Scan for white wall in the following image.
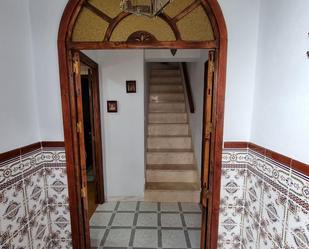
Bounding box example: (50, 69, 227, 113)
(186, 51, 209, 173)
(0, 0, 40, 152)
(28, 0, 67, 141)
(145, 49, 202, 62)
(251, 0, 309, 163)
(85, 50, 145, 199)
(24, 0, 262, 144)
(218, 0, 261, 141)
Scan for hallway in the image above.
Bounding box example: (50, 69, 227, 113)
(90, 201, 201, 249)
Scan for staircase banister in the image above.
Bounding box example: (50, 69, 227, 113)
(180, 62, 195, 113)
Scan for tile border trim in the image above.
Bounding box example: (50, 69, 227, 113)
(224, 141, 308, 176)
(0, 141, 65, 163)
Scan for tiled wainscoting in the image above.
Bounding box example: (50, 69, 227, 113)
(219, 142, 309, 249)
(0, 142, 72, 249)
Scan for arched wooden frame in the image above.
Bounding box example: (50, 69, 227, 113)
(58, 1, 227, 249)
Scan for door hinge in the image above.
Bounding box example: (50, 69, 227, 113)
(203, 187, 210, 199)
(76, 121, 82, 133)
(81, 186, 87, 198)
(73, 59, 79, 74)
(206, 122, 213, 134)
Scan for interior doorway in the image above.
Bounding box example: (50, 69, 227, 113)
(58, 1, 227, 248)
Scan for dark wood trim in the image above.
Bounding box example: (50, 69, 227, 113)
(224, 141, 309, 176)
(68, 40, 218, 50)
(79, 52, 105, 204)
(58, 1, 228, 249)
(158, 13, 181, 40)
(41, 141, 65, 148)
(224, 141, 248, 149)
(172, 0, 201, 23)
(104, 12, 131, 41)
(0, 141, 65, 163)
(84, 2, 112, 23)
(181, 62, 195, 113)
(0, 148, 21, 162)
(291, 160, 308, 176)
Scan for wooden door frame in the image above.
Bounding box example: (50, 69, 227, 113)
(58, 1, 227, 249)
(79, 52, 105, 204)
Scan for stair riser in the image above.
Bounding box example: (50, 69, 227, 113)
(147, 137, 192, 150)
(147, 152, 194, 165)
(149, 94, 185, 102)
(150, 85, 183, 93)
(146, 170, 198, 183)
(148, 124, 189, 136)
(149, 103, 186, 113)
(151, 70, 180, 77)
(151, 64, 178, 70)
(148, 113, 188, 124)
(144, 190, 200, 203)
(150, 77, 182, 84)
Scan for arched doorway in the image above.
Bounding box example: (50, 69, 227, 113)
(58, 1, 227, 249)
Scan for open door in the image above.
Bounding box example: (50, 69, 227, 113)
(71, 50, 91, 249)
(70, 50, 104, 249)
(200, 50, 216, 249)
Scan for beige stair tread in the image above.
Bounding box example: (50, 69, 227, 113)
(147, 135, 190, 138)
(145, 182, 200, 191)
(147, 164, 196, 170)
(147, 149, 193, 152)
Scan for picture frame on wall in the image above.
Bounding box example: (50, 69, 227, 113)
(107, 101, 118, 113)
(126, 80, 137, 93)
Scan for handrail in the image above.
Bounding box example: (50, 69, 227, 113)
(181, 62, 195, 113)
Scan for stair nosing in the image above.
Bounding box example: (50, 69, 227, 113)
(147, 149, 193, 153)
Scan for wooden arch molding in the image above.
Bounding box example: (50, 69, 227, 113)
(58, 1, 227, 249)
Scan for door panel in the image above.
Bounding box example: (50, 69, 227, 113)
(72, 51, 91, 249)
(200, 50, 216, 249)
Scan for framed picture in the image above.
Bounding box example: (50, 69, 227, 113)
(126, 80, 137, 93)
(107, 101, 118, 113)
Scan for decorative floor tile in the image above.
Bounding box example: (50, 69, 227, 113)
(90, 228, 106, 247)
(183, 213, 201, 228)
(112, 213, 135, 227)
(90, 201, 202, 249)
(103, 228, 132, 247)
(90, 212, 113, 227)
(117, 202, 138, 212)
(160, 203, 180, 212)
(180, 203, 201, 213)
(188, 229, 201, 248)
(139, 202, 158, 212)
(161, 229, 187, 248)
(161, 213, 182, 228)
(136, 213, 158, 227)
(133, 229, 158, 248)
(96, 202, 117, 212)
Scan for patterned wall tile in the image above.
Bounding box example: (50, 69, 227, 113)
(0, 144, 71, 249)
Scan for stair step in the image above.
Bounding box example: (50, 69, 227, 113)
(149, 102, 186, 113)
(147, 151, 194, 164)
(148, 124, 189, 136)
(147, 164, 196, 170)
(148, 113, 188, 124)
(145, 182, 200, 191)
(150, 76, 182, 84)
(146, 168, 198, 183)
(149, 93, 185, 103)
(147, 137, 192, 150)
(151, 70, 181, 77)
(151, 64, 178, 70)
(150, 84, 183, 93)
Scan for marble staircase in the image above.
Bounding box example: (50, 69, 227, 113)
(144, 63, 200, 203)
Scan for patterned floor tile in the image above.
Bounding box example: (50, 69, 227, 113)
(133, 229, 158, 248)
(161, 229, 187, 248)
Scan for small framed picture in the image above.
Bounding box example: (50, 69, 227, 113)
(107, 101, 118, 113)
(126, 80, 137, 93)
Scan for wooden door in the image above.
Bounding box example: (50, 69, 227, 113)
(72, 51, 91, 249)
(200, 50, 216, 249)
